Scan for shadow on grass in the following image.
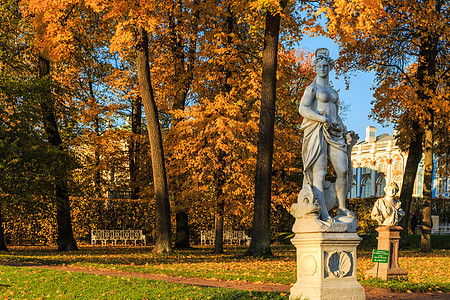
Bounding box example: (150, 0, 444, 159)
(206, 290, 287, 300)
(0, 244, 297, 268)
(2, 235, 447, 274)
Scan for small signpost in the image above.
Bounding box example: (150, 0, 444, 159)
(371, 249, 389, 278)
(372, 249, 389, 263)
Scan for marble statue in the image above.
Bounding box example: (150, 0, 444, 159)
(290, 48, 359, 232)
(289, 49, 367, 300)
(371, 182, 405, 226)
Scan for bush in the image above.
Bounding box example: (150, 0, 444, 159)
(347, 197, 379, 235)
(2, 196, 56, 245)
(2, 197, 157, 245)
(70, 197, 157, 244)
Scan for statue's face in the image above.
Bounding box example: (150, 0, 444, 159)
(316, 60, 330, 77)
(385, 186, 398, 198)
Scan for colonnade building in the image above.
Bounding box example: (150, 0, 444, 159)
(349, 126, 449, 199)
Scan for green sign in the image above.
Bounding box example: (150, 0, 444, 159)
(372, 249, 389, 263)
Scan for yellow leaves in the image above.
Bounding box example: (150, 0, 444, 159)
(323, 0, 387, 41)
(84, 0, 106, 13)
(250, 0, 284, 12)
(109, 21, 135, 54)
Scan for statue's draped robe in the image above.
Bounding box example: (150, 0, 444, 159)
(371, 198, 403, 226)
(301, 117, 347, 186)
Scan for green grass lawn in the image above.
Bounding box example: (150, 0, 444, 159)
(0, 234, 448, 297)
(0, 265, 287, 299)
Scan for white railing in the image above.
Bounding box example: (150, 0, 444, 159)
(200, 230, 251, 245)
(437, 224, 450, 234)
(91, 230, 146, 246)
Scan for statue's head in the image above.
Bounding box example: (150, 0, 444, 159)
(384, 182, 399, 198)
(313, 48, 335, 73)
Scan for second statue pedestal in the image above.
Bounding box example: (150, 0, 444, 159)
(365, 226, 408, 280)
(290, 232, 366, 300)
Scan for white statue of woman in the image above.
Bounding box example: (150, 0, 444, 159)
(299, 48, 357, 222)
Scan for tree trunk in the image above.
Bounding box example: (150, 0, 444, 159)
(0, 207, 8, 251)
(88, 80, 102, 198)
(415, 29, 437, 252)
(421, 123, 433, 252)
(399, 122, 423, 247)
(247, 1, 287, 257)
(170, 0, 199, 249)
(212, 9, 234, 255)
(38, 55, 78, 251)
(174, 210, 190, 248)
(130, 96, 142, 200)
(170, 20, 191, 248)
(214, 200, 225, 254)
(213, 150, 226, 254)
(136, 27, 171, 253)
(93, 115, 101, 197)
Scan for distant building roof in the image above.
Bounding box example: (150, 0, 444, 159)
(355, 132, 394, 146)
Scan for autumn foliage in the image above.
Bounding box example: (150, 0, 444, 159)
(321, 0, 450, 250)
(0, 0, 326, 249)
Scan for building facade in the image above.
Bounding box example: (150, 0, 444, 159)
(349, 126, 449, 199)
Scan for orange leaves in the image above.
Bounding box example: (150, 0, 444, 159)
(164, 42, 314, 226)
(165, 89, 259, 212)
(249, 0, 285, 14)
(109, 21, 136, 55)
(322, 0, 386, 41)
(321, 0, 450, 132)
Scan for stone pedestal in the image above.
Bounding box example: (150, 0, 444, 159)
(365, 226, 408, 280)
(290, 232, 366, 300)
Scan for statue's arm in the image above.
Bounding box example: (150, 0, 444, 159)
(299, 85, 327, 123)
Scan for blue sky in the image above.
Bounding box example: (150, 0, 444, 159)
(296, 35, 395, 140)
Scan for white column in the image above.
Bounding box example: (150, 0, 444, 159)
(356, 166, 361, 198)
(371, 167, 376, 197)
(387, 158, 393, 184)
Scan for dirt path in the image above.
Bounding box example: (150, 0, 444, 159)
(0, 260, 448, 299)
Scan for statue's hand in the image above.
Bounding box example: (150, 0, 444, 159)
(345, 131, 359, 146)
(322, 116, 332, 130)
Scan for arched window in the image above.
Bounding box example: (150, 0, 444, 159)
(436, 179, 445, 195)
(348, 178, 357, 199)
(362, 167, 371, 175)
(376, 176, 386, 197)
(393, 160, 402, 172)
(377, 163, 387, 174)
(361, 177, 371, 198)
(413, 179, 419, 196)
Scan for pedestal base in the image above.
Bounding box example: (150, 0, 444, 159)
(365, 226, 408, 280)
(289, 232, 366, 300)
